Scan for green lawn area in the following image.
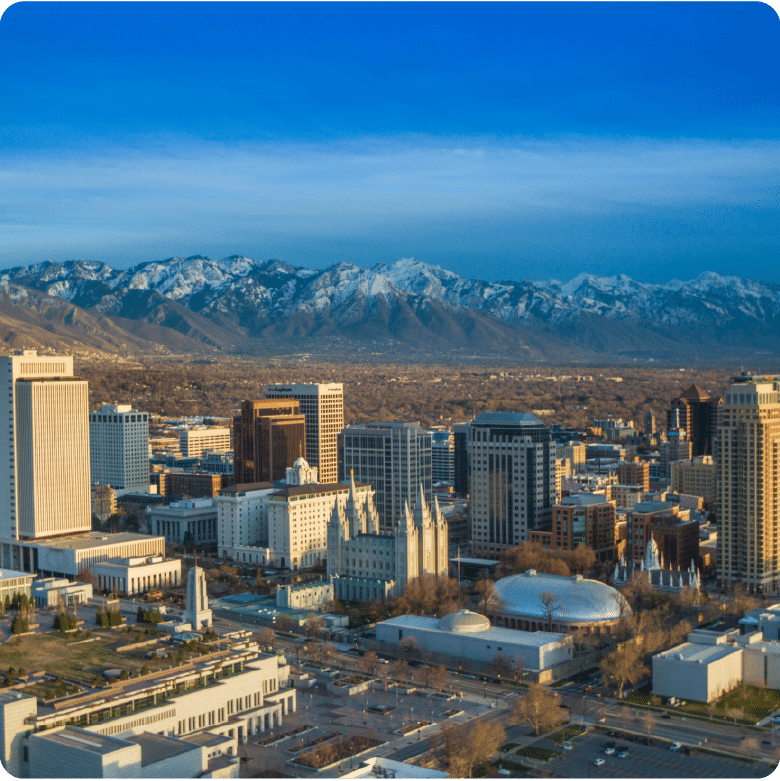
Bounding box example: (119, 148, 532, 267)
(515, 746, 561, 762)
(547, 724, 587, 744)
(0, 631, 172, 685)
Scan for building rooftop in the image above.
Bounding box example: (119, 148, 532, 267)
(10, 531, 161, 551)
(493, 571, 628, 623)
(632, 501, 675, 514)
(656, 641, 741, 664)
(38, 726, 133, 755)
(127, 732, 200, 766)
(218, 482, 275, 495)
(271, 481, 370, 498)
(180, 731, 234, 748)
(471, 412, 544, 426)
(558, 494, 613, 507)
(0, 568, 34, 580)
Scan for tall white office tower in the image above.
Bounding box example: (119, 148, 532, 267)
(264, 383, 343, 483)
(89, 404, 150, 495)
(0, 350, 91, 540)
(468, 412, 555, 557)
(717, 379, 780, 593)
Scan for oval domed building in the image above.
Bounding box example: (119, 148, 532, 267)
(492, 569, 629, 635)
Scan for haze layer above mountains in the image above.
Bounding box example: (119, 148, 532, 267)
(1, 256, 779, 364)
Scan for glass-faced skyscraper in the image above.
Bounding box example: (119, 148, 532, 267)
(340, 421, 432, 533)
(468, 412, 555, 557)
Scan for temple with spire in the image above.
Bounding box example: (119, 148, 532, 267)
(327, 477, 449, 602)
(613, 537, 700, 593)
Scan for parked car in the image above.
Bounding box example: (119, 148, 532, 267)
(593, 758, 605, 766)
(661, 713, 671, 719)
(669, 742, 682, 752)
(563, 742, 573, 751)
(604, 747, 615, 755)
(617, 751, 628, 758)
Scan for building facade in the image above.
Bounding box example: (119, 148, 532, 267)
(468, 412, 555, 557)
(150, 498, 219, 546)
(1, 350, 92, 541)
(327, 482, 448, 601)
(89, 404, 150, 494)
(179, 426, 231, 458)
(430, 429, 455, 483)
(232, 399, 304, 484)
(667, 383, 720, 458)
(718, 380, 780, 592)
(340, 421, 432, 533)
(264, 384, 343, 484)
(217, 482, 276, 561)
(671, 455, 717, 507)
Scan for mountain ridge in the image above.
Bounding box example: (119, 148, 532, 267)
(2, 256, 780, 363)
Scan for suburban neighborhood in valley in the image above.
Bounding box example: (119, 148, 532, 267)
(0, 349, 779, 778)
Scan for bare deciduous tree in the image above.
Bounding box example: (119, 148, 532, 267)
(257, 626, 275, 650)
(399, 635, 420, 661)
(513, 682, 562, 736)
(600, 641, 648, 699)
(432, 720, 506, 777)
(539, 591, 562, 632)
(359, 650, 379, 676)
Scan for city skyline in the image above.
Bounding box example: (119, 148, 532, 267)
(1, 2, 778, 284)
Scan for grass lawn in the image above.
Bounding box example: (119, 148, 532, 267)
(515, 746, 561, 761)
(547, 724, 587, 744)
(627, 682, 780, 724)
(0, 631, 172, 685)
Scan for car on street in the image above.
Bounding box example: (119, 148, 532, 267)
(617, 751, 628, 758)
(563, 742, 573, 751)
(670, 742, 682, 751)
(661, 713, 671, 719)
(593, 758, 605, 766)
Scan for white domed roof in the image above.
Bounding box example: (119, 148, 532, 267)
(438, 609, 491, 634)
(493, 571, 628, 624)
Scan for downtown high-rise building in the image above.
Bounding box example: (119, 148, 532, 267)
(340, 421, 432, 532)
(89, 404, 150, 494)
(264, 383, 343, 484)
(233, 399, 304, 484)
(0, 350, 91, 540)
(718, 378, 780, 593)
(667, 383, 721, 458)
(468, 412, 556, 557)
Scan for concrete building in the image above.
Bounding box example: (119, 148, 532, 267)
(15, 646, 296, 778)
(556, 441, 586, 473)
(328, 481, 448, 602)
(626, 501, 695, 568)
(0, 530, 166, 579)
(0, 568, 34, 605)
(264, 383, 344, 484)
(340, 421, 432, 532)
(376, 610, 573, 676)
(491, 570, 628, 636)
(659, 430, 693, 480)
(468, 412, 555, 557)
(671, 455, 717, 507)
(150, 469, 225, 499)
(179, 426, 231, 458)
(89, 404, 150, 495)
(0, 350, 91, 541)
(268, 459, 374, 570)
(276, 580, 333, 611)
(616, 459, 650, 492)
(91, 484, 118, 522)
(150, 498, 218, 546)
(531, 494, 618, 562)
(718, 380, 780, 592)
(92, 555, 182, 596)
(32, 576, 92, 607)
(217, 482, 276, 563)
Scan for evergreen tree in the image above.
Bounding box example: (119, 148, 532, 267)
(10, 615, 28, 634)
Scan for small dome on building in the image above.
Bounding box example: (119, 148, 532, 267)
(438, 609, 491, 634)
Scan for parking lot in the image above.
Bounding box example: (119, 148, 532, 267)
(549, 730, 772, 778)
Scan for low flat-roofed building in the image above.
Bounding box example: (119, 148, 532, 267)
(0, 531, 166, 579)
(340, 756, 450, 778)
(92, 555, 181, 596)
(150, 498, 218, 546)
(32, 576, 92, 607)
(376, 610, 573, 677)
(0, 690, 38, 778)
(276, 579, 333, 611)
(0, 568, 34, 604)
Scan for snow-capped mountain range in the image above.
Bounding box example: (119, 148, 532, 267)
(2, 256, 779, 361)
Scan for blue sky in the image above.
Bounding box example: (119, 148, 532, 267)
(1, 2, 778, 283)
